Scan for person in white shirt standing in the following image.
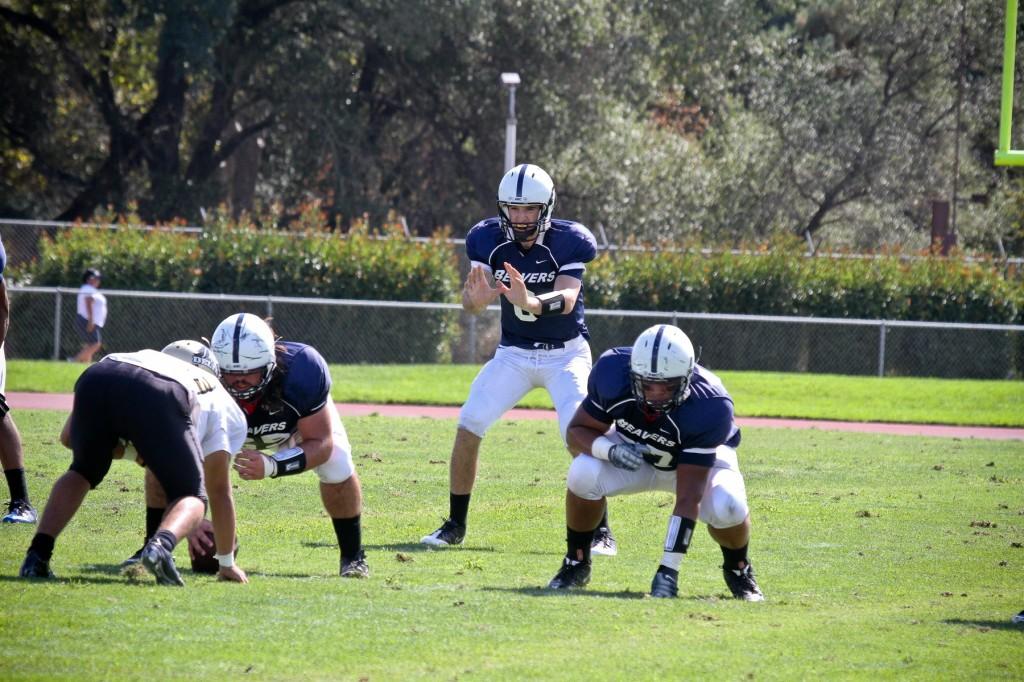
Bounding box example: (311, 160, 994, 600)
(73, 268, 107, 363)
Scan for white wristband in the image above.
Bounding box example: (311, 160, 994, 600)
(591, 436, 614, 461)
(261, 454, 277, 478)
(215, 552, 234, 568)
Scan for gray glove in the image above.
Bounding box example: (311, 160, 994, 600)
(607, 443, 648, 471)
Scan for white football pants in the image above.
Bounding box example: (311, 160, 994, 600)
(566, 439, 750, 530)
(458, 334, 592, 442)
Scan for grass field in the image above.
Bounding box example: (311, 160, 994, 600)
(7, 360, 1024, 426)
(1, 407, 1022, 680)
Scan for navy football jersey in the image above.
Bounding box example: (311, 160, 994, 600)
(465, 217, 597, 348)
(239, 341, 332, 450)
(581, 348, 741, 470)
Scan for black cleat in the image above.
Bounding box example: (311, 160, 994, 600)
(723, 563, 764, 602)
(650, 569, 678, 598)
(141, 540, 185, 586)
(547, 557, 591, 590)
(340, 550, 370, 578)
(121, 546, 145, 568)
(19, 549, 54, 579)
(420, 518, 466, 547)
(590, 526, 618, 557)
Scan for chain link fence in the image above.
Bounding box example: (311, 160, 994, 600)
(7, 287, 1023, 379)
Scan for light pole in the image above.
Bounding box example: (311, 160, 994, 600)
(501, 72, 520, 171)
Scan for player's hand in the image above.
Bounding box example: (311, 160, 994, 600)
(233, 449, 270, 480)
(187, 518, 216, 558)
(500, 261, 530, 309)
(464, 265, 506, 309)
(607, 443, 648, 471)
(218, 564, 249, 584)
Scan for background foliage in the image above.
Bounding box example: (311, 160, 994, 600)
(2, 1, 1023, 254)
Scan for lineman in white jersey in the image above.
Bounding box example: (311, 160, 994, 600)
(420, 163, 618, 551)
(20, 345, 246, 586)
(121, 340, 250, 582)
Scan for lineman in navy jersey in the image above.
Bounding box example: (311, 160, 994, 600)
(547, 324, 764, 601)
(421, 164, 620, 552)
(211, 313, 369, 578)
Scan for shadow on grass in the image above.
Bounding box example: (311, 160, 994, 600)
(484, 585, 732, 602)
(82, 562, 128, 575)
(0, 573, 165, 586)
(943, 618, 1024, 633)
(302, 540, 500, 554)
(481, 585, 648, 600)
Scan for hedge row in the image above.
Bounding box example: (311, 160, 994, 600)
(15, 220, 461, 363)
(585, 246, 1022, 324)
(582, 245, 1022, 378)
(13, 226, 1021, 372)
(21, 227, 1019, 325)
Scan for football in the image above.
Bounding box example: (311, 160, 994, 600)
(188, 521, 240, 574)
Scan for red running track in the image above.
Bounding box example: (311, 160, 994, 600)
(9, 392, 1023, 441)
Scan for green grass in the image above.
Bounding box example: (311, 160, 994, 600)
(7, 360, 1023, 427)
(1, 410, 1022, 680)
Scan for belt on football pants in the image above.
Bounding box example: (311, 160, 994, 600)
(504, 340, 566, 351)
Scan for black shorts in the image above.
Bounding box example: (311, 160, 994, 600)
(74, 315, 102, 344)
(68, 360, 206, 502)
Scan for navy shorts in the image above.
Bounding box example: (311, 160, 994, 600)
(68, 360, 206, 502)
(74, 315, 102, 344)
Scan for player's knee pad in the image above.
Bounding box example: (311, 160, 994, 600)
(314, 441, 356, 484)
(566, 456, 605, 501)
(702, 479, 749, 529)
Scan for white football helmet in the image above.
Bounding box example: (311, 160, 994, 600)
(496, 163, 556, 242)
(161, 339, 220, 378)
(629, 324, 696, 415)
(210, 313, 277, 400)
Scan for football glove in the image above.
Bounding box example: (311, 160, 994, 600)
(607, 443, 647, 471)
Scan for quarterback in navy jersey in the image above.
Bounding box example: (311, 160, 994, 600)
(547, 324, 764, 601)
(421, 163, 620, 554)
(211, 313, 369, 579)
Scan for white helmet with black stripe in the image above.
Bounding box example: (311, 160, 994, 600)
(210, 313, 277, 400)
(629, 324, 696, 416)
(496, 163, 556, 242)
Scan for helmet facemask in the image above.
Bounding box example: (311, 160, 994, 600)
(630, 374, 689, 417)
(497, 202, 549, 243)
(629, 324, 696, 418)
(220, 365, 275, 401)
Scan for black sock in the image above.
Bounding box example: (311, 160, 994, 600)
(449, 493, 470, 527)
(153, 529, 177, 551)
(145, 507, 165, 543)
(567, 526, 597, 564)
(721, 543, 750, 571)
(4, 468, 28, 502)
(332, 515, 362, 560)
(29, 533, 56, 561)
